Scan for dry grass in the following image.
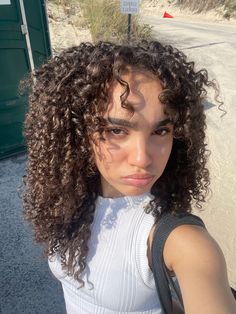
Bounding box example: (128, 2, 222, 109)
(47, 0, 87, 29)
(145, 0, 236, 19)
(79, 0, 153, 43)
(46, 0, 93, 54)
(224, 0, 236, 18)
(175, 0, 224, 12)
(171, 0, 236, 18)
(47, 0, 153, 43)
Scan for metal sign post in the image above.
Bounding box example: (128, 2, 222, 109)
(121, 0, 139, 42)
(128, 13, 131, 41)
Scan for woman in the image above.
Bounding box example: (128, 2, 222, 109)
(23, 41, 236, 313)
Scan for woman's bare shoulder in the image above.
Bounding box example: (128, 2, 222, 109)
(164, 224, 236, 314)
(163, 224, 222, 272)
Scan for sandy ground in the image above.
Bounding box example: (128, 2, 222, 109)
(0, 154, 66, 313)
(141, 0, 236, 25)
(46, 1, 92, 55)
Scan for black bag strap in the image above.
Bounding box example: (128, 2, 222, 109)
(151, 212, 205, 314)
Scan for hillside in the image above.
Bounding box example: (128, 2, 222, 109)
(47, 1, 92, 54)
(142, 0, 236, 21)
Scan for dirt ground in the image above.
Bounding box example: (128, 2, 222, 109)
(141, 0, 236, 24)
(46, 1, 92, 54)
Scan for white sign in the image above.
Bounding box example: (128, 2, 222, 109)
(0, 0, 11, 4)
(121, 0, 139, 14)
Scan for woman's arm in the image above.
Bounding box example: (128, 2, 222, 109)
(164, 225, 236, 314)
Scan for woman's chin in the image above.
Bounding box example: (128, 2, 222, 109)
(116, 186, 151, 198)
(100, 181, 153, 198)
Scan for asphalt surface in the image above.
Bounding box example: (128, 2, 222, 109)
(0, 153, 66, 314)
(1, 18, 236, 314)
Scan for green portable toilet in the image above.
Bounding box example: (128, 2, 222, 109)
(0, 0, 51, 159)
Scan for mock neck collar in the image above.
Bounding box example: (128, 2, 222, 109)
(96, 192, 154, 208)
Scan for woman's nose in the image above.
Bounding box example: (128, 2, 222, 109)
(128, 137, 152, 169)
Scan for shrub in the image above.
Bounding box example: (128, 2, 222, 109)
(175, 0, 225, 13)
(224, 0, 236, 18)
(79, 0, 153, 43)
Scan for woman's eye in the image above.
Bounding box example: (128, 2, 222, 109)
(154, 128, 171, 136)
(111, 128, 123, 135)
(105, 128, 126, 136)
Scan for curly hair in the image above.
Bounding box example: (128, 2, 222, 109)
(23, 41, 217, 284)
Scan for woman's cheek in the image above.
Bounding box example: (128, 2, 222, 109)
(153, 139, 173, 164)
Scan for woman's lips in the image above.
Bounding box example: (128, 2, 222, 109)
(121, 175, 155, 187)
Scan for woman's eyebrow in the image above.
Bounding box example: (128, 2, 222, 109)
(154, 118, 173, 128)
(106, 117, 172, 129)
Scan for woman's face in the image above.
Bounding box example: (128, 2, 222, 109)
(91, 70, 174, 198)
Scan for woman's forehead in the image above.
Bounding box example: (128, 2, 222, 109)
(103, 85, 169, 130)
(106, 70, 164, 114)
(111, 69, 161, 90)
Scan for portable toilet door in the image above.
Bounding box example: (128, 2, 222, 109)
(0, 0, 51, 159)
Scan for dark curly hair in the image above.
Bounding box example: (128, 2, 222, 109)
(23, 41, 217, 284)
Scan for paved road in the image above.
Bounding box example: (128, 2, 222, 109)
(142, 17, 236, 91)
(144, 17, 236, 90)
(143, 16, 236, 45)
(142, 16, 236, 286)
(0, 154, 66, 314)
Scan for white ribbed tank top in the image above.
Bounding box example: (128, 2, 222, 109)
(48, 192, 162, 313)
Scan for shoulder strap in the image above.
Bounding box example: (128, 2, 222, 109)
(151, 212, 205, 314)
